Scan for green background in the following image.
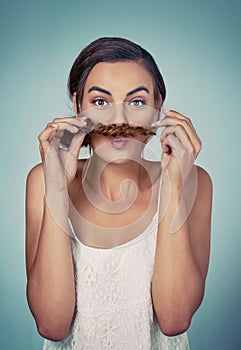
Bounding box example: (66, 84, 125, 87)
(1, 0, 241, 349)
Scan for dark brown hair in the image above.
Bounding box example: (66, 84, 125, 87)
(67, 37, 166, 146)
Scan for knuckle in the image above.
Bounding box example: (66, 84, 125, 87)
(47, 122, 55, 128)
(160, 128, 166, 137)
(163, 116, 170, 122)
(161, 130, 166, 138)
(196, 139, 202, 152)
(184, 117, 191, 124)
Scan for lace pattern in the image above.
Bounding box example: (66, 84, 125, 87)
(43, 213, 190, 349)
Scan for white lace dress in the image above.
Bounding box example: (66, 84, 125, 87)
(43, 211, 190, 350)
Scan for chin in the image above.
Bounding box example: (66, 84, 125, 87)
(107, 157, 137, 165)
(93, 150, 142, 165)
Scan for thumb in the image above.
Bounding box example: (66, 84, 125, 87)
(161, 151, 169, 170)
(161, 140, 170, 171)
(68, 131, 87, 158)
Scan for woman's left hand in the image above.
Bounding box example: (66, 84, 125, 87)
(158, 110, 202, 187)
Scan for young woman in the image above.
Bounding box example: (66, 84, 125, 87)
(25, 37, 212, 349)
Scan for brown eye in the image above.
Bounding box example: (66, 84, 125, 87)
(92, 98, 108, 106)
(129, 99, 146, 107)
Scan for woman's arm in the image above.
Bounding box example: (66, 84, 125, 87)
(152, 166, 212, 336)
(26, 117, 87, 341)
(25, 163, 76, 341)
(151, 110, 212, 336)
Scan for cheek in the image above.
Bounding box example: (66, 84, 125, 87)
(80, 91, 91, 111)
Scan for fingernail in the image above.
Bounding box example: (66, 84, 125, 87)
(163, 109, 170, 114)
(82, 116, 89, 121)
(50, 123, 58, 128)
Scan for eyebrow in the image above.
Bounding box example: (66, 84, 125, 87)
(127, 86, 150, 96)
(87, 85, 150, 96)
(88, 86, 111, 95)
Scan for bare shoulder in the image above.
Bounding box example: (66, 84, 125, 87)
(188, 164, 213, 213)
(26, 163, 46, 206)
(26, 162, 44, 183)
(25, 162, 45, 218)
(26, 159, 88, 192)
(196, 165, 213, 196)
(196, 165, 212, 183)
(26, 162, 45, 194)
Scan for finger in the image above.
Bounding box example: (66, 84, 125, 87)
(160, 140, 171, 154)
(38, 124, 59, 151)
(52, 120, 90, 138)
(60, 122, 80, 133)
(39, 123, 77, 151)
(48, 121, 78, 133)
(53, 129, 64, 139)
(38, 123, 59, 140)
(163, 109, 190, 121)
(151, 119, 164, 128)
(68, 132, 87, 158)
(39, 143, 45, 161)
(59, 131, 87, 181)
(163, 110, 201, 146)
(52, 117, 87, 129)
(161, 133, 185, 154)
(160, 125, 194, 154)
(158, 116, 201, 155)
(38, 123, 72, 159)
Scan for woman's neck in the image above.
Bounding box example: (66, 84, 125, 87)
(83, 153, 150, 202)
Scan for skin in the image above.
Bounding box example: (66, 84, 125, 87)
(26, 61, 212, 341)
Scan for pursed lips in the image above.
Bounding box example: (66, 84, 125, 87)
(110, 137, 128, 149)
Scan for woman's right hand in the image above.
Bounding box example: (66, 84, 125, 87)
(38, 116, 88, 193)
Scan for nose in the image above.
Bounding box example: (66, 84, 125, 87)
(111, 102, 128, 124)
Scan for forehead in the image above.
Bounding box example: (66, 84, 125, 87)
(84, 61, 154, 93)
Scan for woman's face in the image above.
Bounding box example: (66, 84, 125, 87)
(79, 61, 159, 162)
